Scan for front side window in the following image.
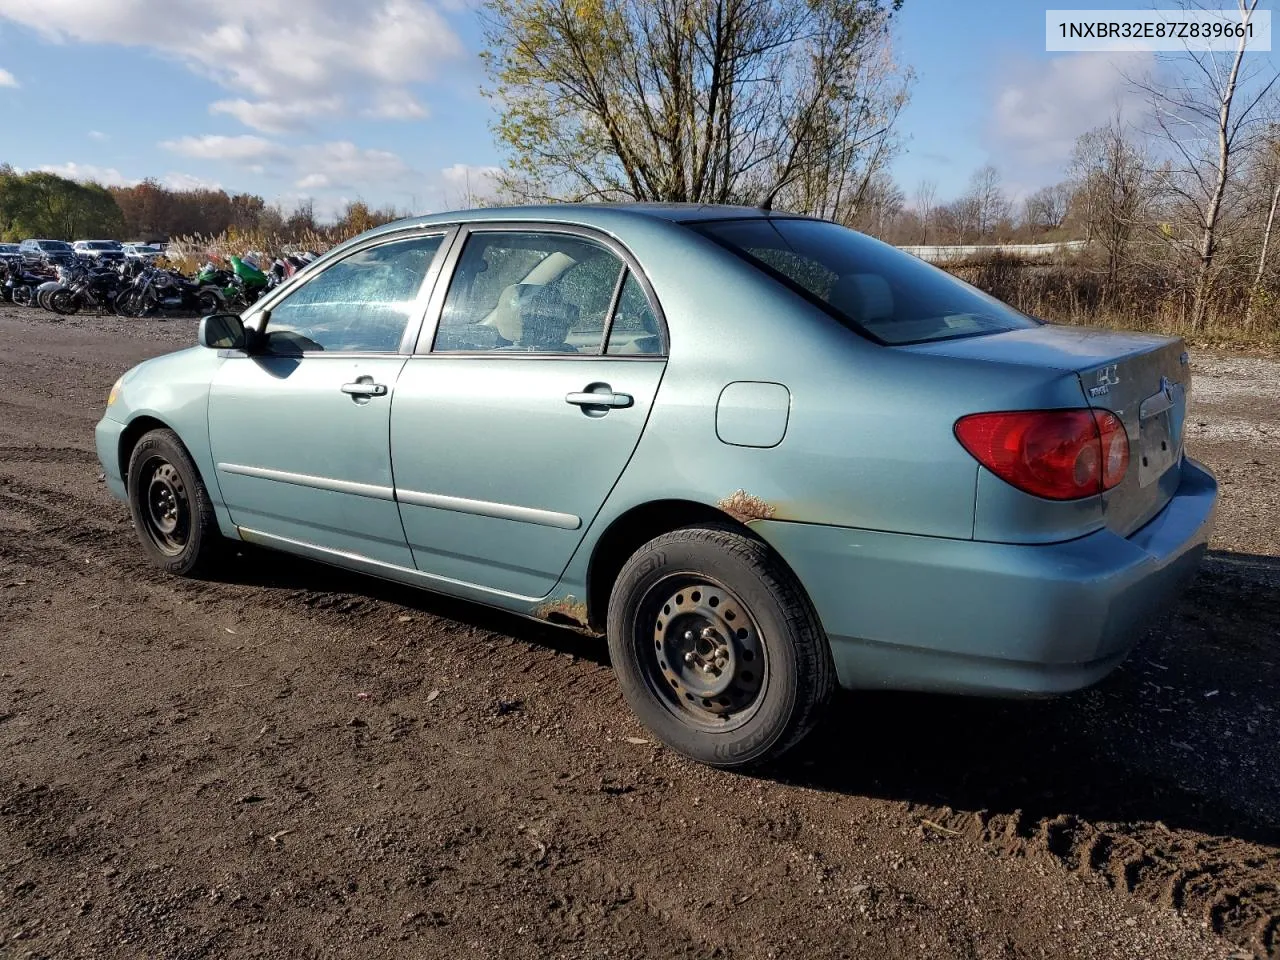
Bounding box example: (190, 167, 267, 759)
(433, 231, 625, 354)
(691, 218, 1040, 346)
(261, 234, 444, 354)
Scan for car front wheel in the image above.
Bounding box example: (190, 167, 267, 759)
(607, 524, 834, 768)
(126, 428, 221, 576)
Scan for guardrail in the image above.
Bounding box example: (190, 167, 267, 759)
(897, 240, 1089, 263)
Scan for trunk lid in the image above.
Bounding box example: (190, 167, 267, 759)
(903, 324, 1191, 536)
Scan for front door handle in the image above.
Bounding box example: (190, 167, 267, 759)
(566, 388, 633, 409)
(341, 381, 388, 397)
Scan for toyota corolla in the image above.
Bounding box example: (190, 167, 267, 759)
(96, 204, 1217, 767)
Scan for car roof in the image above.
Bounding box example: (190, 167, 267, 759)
(362, 202, 787, 239)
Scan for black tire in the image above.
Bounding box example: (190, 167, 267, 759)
(126, 428, 221, 576)
(607, 524, 834, 769)
(114, 290, 143, 318)
(49, 289, 81, 316)
(195, 290, 222, 316)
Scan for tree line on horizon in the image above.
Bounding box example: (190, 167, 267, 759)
(0, 165, 403, 246)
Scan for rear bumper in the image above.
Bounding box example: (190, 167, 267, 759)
(94, 416, 128, 501)
(755, 457, 1217, 696)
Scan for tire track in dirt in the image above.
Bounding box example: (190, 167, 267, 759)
(941, 809, 1280, 958)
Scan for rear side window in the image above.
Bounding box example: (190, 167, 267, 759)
(433, 231, 625, 354)
(691, 218, 1039, 346)
(262, 234, 444, 354)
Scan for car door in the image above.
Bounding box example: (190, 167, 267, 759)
(389, 225, 668, 599)
(207, 230, 451, 567)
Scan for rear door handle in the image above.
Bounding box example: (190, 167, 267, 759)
(566, 390, 633, 409)
(341, 381, 388, 397)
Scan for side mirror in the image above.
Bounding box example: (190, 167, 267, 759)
(198, 313, 247, 350)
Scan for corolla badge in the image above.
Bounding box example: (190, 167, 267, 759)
(1089, 364, 1121, 397)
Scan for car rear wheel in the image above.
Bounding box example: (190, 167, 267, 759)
(126, 428, 221, 576)
(607, 524, 834, 768)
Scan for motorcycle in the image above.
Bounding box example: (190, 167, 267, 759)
(115, 265, 227, 318)
(1, 259, 55, 307)
(229, 254, 270, 304)
(48, 260, 128, 316)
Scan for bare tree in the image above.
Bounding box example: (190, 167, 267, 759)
(1132, 0, 1279, 329)
(1069, 119, 1152, 291)
(481, 0, 910, 209)
(965, 164, 1010, 239)
(912, 179, 937, 242)
(1022, 183, 1072, 233)
(1246, 129, 1280, 328)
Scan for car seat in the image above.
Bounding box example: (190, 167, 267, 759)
(494, 283, 579, 352)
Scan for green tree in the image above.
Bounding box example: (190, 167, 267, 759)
(481, 0, 909, 210)
(0, 170, 124, 240)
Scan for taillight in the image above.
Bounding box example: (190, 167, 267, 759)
(954, 409, 1129, 501)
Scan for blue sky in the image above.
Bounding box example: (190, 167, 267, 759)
(0, 0, 1231, 218)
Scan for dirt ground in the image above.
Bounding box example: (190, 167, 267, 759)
(1, 306, 1277, 960)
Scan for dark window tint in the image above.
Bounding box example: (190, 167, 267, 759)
(691, 218, 1040, 346)
(606, 272, 662, 355)
(433, 232, 624, 354)
(262, 234, 443, 354)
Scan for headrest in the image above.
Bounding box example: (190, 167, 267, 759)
(827, 273, 894, 324)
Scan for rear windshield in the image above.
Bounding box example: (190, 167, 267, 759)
(690, 218, 1040, 346)
(86, 241, 121, 250)
(38, 241, 73, 252)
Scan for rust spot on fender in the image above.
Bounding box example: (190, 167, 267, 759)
(718, 490, 776, 524)
(534, 596, 591, 631)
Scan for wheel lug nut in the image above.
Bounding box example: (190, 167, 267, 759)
(683, 630, 694, 642)
(684, 652, 695, 664)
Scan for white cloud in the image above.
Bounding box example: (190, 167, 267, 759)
(163, 172, 223, 191)
(87, 130, 107, 141)
(37, 162, 137, 187)
(0, 0, 462, 127)
(161, 134, 284, 163)
(440, 162, 501, 195)
(363, 88, 429, 121)
(0, 67, 17, 88)
(32, 163, 224, 193)
(294, 141, 411, 190)
(439, 163, 503, 207)
(210, 96, 343, 134)
(989, 52, 1151, 171)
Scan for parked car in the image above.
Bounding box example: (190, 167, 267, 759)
(74, 240, 126, 262)
(19, 238, 77, 266)
(122, 243, 164, 261)
(0, 242, 20, 260)
(95, 205, 1217, 767)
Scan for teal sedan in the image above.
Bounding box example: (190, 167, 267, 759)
(96, 204, 1217, 767)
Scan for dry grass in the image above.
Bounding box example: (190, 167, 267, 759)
(942, 253, 1280, 351)
(163, 226, 359, 274)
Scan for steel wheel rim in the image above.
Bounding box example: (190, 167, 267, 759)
(638, 574, 769, 732)
(140, 457, 190, 556)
